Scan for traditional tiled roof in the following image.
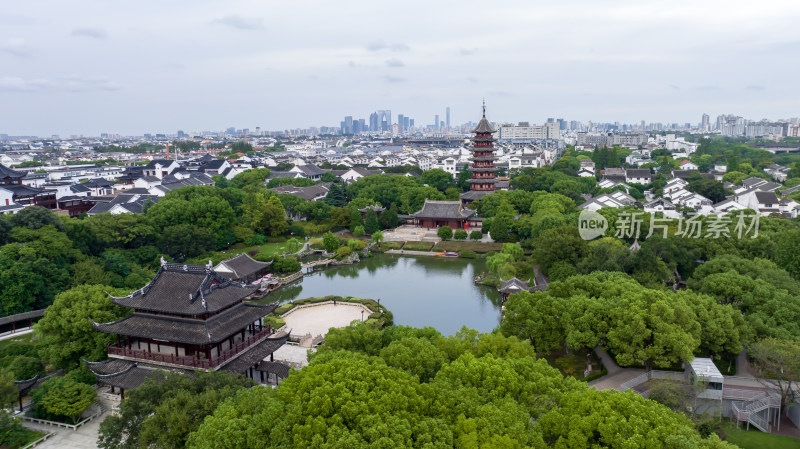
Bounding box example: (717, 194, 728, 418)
(87, 193, 159, 215)
(459, 190, 491, 201)
(295, 165, 326, 176)
(93, 303, 277, 345)
(780, 184, 800, 196)
(108, 263, 259, 316)
(411, 200, 475, 219)
(0, 309, 44, 326)
(14, 375, 39, 393)
(754, 191, 779, 204)
(257, 360, 291, 378)
(471, 116, 496, 134)
(91, 361, 165, 390)
(497, 277, 532, 294)
(670, 170, 694, 179)
(221, 333, 290, 373)
(144, 159, 173, 169)
(0, 164, 25, 179)
(626, 169, 652, 178)
(84, 358, 137, 375)
(5, 185, 43, 197)
(215, 254, 272, 280)
(742, 177, 767, 187)
(202, 159, 228, 170)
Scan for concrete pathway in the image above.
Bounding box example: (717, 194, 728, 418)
(588, 346, 645, 391)
(385, 249, 440, 257)
(23, 412, 106, 449)
(735, 349, 755, 378)
(0, 328, 33, 341)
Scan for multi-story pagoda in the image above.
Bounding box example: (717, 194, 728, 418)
(87, 260, 289, 395)
(460, 103, 498, 205)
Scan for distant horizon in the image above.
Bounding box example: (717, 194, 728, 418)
(2, 0, 799, 136)
(2, 109, 796, 139)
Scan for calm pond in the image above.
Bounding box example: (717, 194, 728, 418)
(254, 253, 502, 335)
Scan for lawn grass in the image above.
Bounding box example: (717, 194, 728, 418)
(402, 241, 435, 251)
(433, 241, 503, 253)
(229, 241, 291, 258)
(378, 241, 403, 250)
(721, 423, 799, 449)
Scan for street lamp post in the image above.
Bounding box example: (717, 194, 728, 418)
(361, 310, 364, 322)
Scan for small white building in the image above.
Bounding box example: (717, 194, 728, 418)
(687, 358, 724, 400)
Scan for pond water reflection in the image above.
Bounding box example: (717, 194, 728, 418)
(254, 253, 502, 335)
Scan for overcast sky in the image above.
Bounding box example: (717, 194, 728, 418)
(2, 0, 799, 136)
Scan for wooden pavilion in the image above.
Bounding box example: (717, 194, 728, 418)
(497, 277, 534, 302)
(87, 260, 291, 394)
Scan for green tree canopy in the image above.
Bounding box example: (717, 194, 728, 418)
(36, 284, 130, 370)
(99, 370, 251, 449)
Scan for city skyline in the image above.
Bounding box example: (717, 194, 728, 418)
(2, 0, 800, 135)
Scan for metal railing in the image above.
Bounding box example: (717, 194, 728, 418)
(619, 372, 651, 391)
(730, 391, 780, 433)
(724, 388, 769, 402)
(108, 327, 272, 369)
(619, 370, 684, 391)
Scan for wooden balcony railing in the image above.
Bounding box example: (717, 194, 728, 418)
(107, 327, 273, 369)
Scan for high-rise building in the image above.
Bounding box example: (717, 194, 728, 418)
(446, 107, 451, 131)
(344, 116, 353, 135)
(701, 113, 710, 132)
(409, 119, 414, 129)
(403, 116, 410, 130)
(435, 115, 439, 132)
(460, 103, 497, 205)
(369, 112, 379, 132)
(397, 114, 405, 132)
(376, 110, 391, 132)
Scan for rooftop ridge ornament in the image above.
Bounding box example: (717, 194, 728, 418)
(160, 256, 166, 266)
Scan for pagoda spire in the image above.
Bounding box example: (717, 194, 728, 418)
(460, 102, 497, 204)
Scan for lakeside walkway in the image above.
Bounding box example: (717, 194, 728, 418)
(385, 249, 440, 257)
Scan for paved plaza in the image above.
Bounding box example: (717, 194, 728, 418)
(382, 225, 439, 242)
(282, 302, 370, 338)
(23, 412, 105, 449)
(272, 344, 313, 368)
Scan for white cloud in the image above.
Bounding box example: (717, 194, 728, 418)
(71, 27, 107, 39)
(0, 75, 121, 92)
(1, 38, 33, 58)
(385, 59, 404, 67)
(212, 15, 264, 30)
(0, 0, 799, 135)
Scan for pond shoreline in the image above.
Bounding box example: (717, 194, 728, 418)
(252, 253, 502, 335)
